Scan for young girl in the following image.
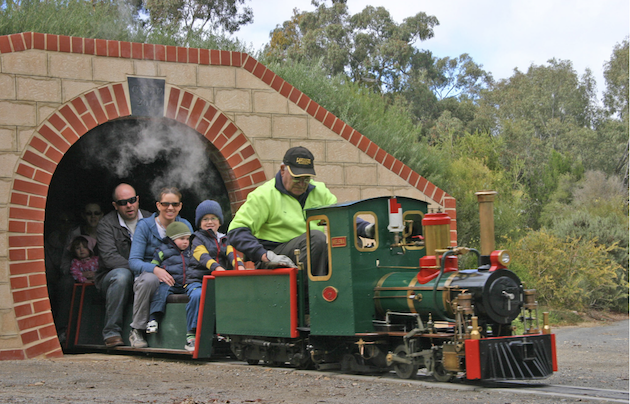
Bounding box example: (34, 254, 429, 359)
(69, 236, 99, 283)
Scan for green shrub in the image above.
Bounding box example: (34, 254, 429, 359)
(507, 230, 628, 312)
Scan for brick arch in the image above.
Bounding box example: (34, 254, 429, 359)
(5, 83, 264, 359)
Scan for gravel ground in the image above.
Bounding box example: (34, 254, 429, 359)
(1, 319, 627, 404)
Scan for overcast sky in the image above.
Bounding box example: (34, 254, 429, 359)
(233, 0, 629, 102)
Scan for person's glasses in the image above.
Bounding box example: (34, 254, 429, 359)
(292, 176, 313, 184)
(202, 216, 220, 222)
(85, 211, 102, 216)
(158, 201, 181, 208)
(115, 196, 138, 206)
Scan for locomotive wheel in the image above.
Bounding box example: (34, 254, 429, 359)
(433, 362, 454, 382)
(393, 345, 418, 379)
(246, 359, 260, 365)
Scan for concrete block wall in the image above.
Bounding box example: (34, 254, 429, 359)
(0, 32, 457, 359)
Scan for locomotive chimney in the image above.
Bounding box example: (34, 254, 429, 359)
(475, 190, 497, 257)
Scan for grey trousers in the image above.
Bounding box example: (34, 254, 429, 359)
(272, 230, 328, 276)
(130, 271, 159, 330)
(97, 268, 133, 340)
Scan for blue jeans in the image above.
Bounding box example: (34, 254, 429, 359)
(150, 282, 186, 316)
(97, 268, 133, 340)
(186, 282, 204, 332)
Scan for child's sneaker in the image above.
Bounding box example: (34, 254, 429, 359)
(146, 319, 158, 334)
(185, 335, 195, 352)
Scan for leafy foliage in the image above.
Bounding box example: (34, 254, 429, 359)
(508, 230, 628, 312)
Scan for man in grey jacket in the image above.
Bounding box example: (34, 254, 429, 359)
(95, 183, 151, 347)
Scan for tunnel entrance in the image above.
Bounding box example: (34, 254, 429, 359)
(44, 116, 231, 342)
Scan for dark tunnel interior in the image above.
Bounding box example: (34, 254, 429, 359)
(44, 117, 232, 237)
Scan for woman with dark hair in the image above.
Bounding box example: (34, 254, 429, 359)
(127, 187, 193, 348)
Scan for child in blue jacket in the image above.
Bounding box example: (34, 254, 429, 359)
(147, 221, 194, 350)
(186, 200, 244, 350)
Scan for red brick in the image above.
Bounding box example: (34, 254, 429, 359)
(0, 35, 11, 53)
(323, 113, 335, 129)
(84, 38, 95, 55)
(181, 91, 193, 109)
(358, 136, 370, 153)
(8, 34, 24, 51)
(33, 33, 45, 50)
(104, 103, 118, 120)
(21, 330, 39, 345)
(13, 286, 49, 304)
(107, 40, 119, 57)
(332, 119, 345, 135)
(166, 45, 176, 62)
(9, 234, 44, 247)
(366, 142, 378, 159)
(11, 192, 29, 206)
(206, 114, 228, 141)
(271, 75, 284, 92)
(61, 127, 79, 144)
(433, 188, 445, 204)
(236, 175, 252, 188)
(176, 107, 189, 124)
(424, 182, 436, 199)
(33, 170, 53, 185)
(261, 69, 275, 85)
(15, 163, 34, 179)
(0, 350, 25, 360)
(71, 97, 88, 115)
(306, 101, 319, 116)
(120, 41, 131, 58)
(288, 88, 301, 104)
(38, 125, 70, 153)
(340, 126, 353, 141)
(23, 32, 32, 49)
(233, 159, 262, 178)
(84, 91, 108, 124)
(200, 49, 210, 65)
(187, 99, 206, 127)
(27, 222, 45, 234)
(45, 147, 63, 164)
(59, 105, 87, 135)
(95, 38, 107, 56)
(210, 49, 220, 65)
(48, 113, 66, 131)
(29, 136, 47, 153)
(132, 42, 142, 59)
(165, 87, 180, 119)
(444, 197, 456, 209)
(408, 171, 420, 187)
(243, 55, 256, 72)
(348, 131, 361, 147)
(218, 50, 229, 65)
(143, 43, 155, 60)
(23, 150, 56, 173)
(214, 134, 228, 150)
(25, 337, 60, 359)
(280, 82, 292, 98)
(241, 145, 255, 159)
(155, 45, 166, 61)
(47, 34, 58, 51)
(188, 48, 198, 64)
(29, 272, 47, 286)
(10, 275, 28, 289)
(12, 179, 48, 196)
(9, 220, 26, 233)
(80, 112, 98, 132)
(382, 154, 394, 170)
(45, 349, 64, 359)
(223, 123, 237, 138)
(177, 47, 187, 63)
(14, 303, 32, 318)
(33, 299, 51, 314)
(392, 160, 403, 175)
(98, 87, 113, 103)
(39, 324, 57, 339)
(196, 119, 210, 135)
(227, 154, 243, 168)
(203, 105, 218, 121)
(417, 177, 428, 193)
(112, 83, 130, 116)
(253, 63, 265, 79)
(59, 35, 70, 52)
(71, 36, 83, 53)
(251, 170, 267, 184)
(232, 52, 242, 67)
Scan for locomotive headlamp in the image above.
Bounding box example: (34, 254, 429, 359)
(489, 250, 510, 271)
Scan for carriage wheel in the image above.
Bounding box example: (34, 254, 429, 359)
(393, 345, 418, 379)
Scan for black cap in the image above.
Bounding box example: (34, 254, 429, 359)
(283, 146, 316, 177)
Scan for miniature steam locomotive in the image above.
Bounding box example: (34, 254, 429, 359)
(65, 192, 556, 381)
